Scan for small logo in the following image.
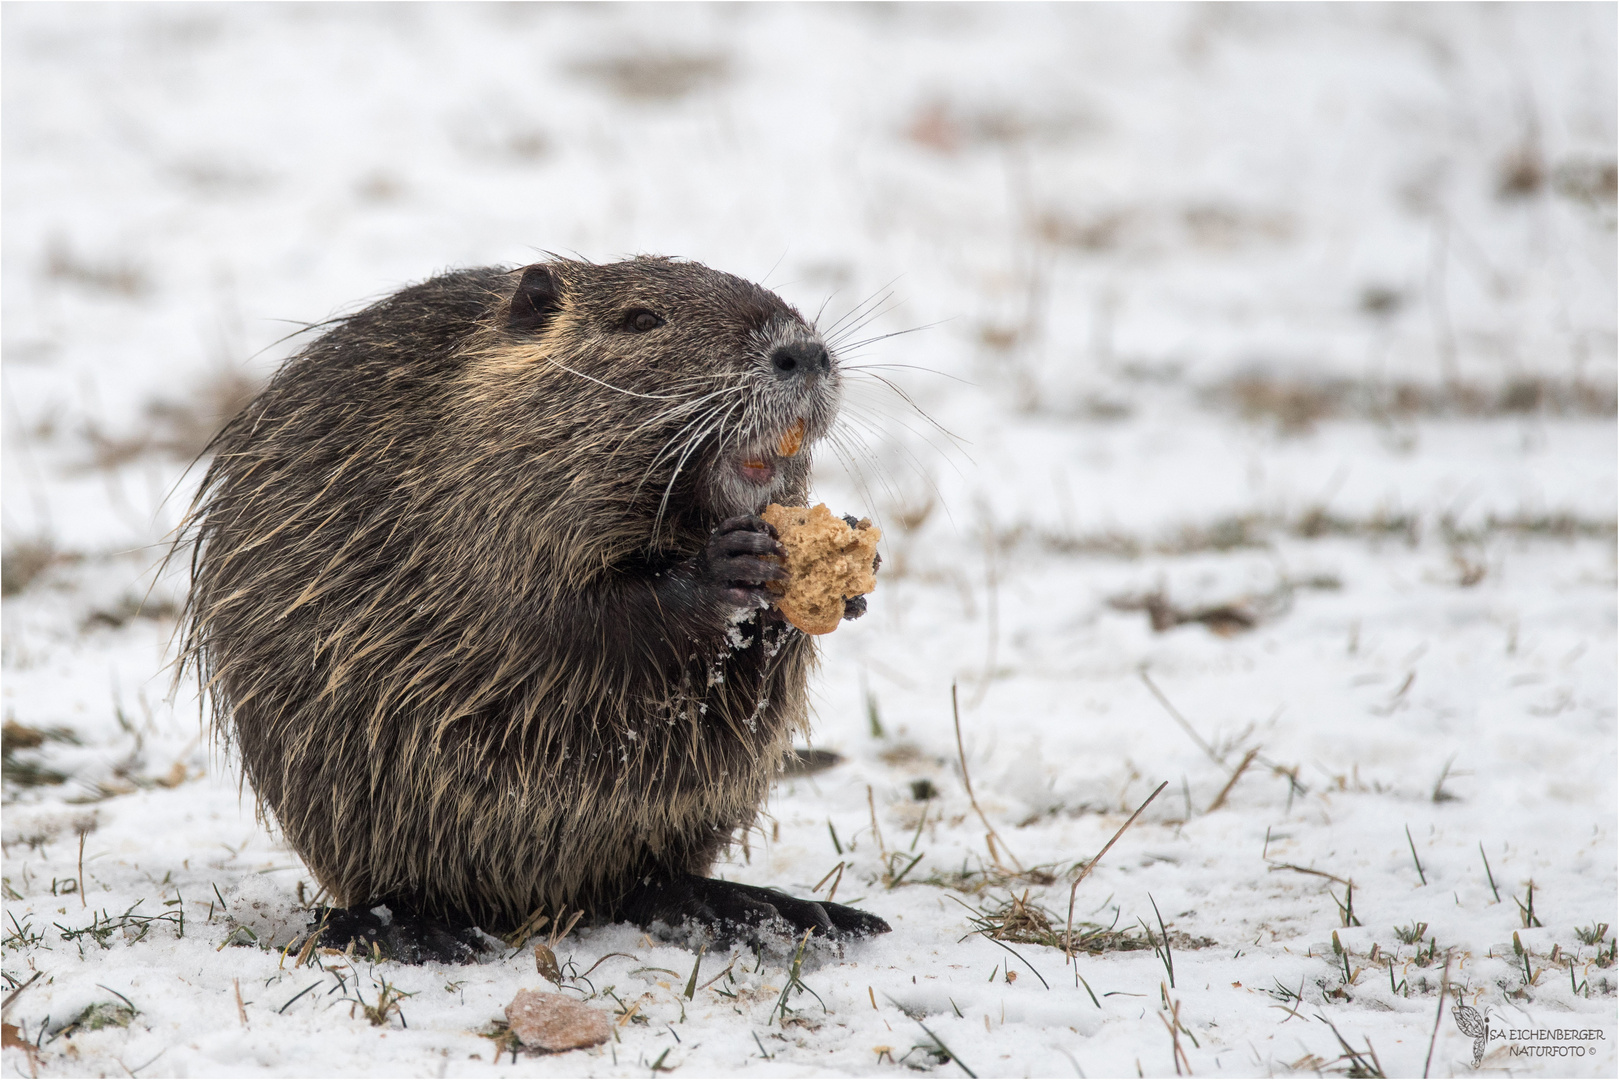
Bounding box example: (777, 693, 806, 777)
(1453, 1004, 1489, 1067)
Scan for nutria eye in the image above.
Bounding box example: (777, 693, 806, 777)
(624, 309, 664, 333)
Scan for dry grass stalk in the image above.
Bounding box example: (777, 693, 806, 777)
(1140, 671, 1220, 763)
(1157, 991, 1193, 1076)
(951, 682, 1020, 871)
(1065, 780, 1167, 960)
(866, 785, 886, 856)
(1206, 748, 1260, 813)
(1266, 862, 1351, 887)
(1422, 952, 1453, 1078)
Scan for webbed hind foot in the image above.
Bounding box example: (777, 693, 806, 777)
(313, 903, 487, 965)
(617, 872, 890, 946)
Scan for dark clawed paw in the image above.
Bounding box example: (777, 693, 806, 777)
(705, 515, 787, 614)
(618, 874, 889, 946)
(842, 595, 867, 621)
(315, 904, 485, 965)
(839, 516, 882, 572)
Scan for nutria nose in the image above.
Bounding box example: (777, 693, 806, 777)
(770, 341, 831, 381)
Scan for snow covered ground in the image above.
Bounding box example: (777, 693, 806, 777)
(3, 4, 1614, 1076)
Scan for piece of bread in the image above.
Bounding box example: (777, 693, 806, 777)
(761, 503, 882, 635)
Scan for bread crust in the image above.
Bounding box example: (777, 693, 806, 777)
(761, 503, 882, 635)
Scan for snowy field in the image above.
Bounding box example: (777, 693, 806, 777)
(3, 4, 1616, 1077)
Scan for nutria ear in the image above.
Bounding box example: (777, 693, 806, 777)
(507, 264, 562, 334)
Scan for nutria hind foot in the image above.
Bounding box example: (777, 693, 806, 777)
(314, 903, 488, 965)
(618, 872, 890, 946)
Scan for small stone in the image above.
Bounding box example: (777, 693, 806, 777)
(504, 988, 611, 1053)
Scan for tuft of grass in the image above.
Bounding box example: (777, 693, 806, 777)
(54, 998, 136, 1038)
(82, 593, 182, 631)
(479, 1019, 522, 1064)
(1430, 756, 1460, 803)
(865, 682, 885, 739)
(1143, 896, 1176, 988)
(56, 901, 184, 952)
(1, 538, 58, 596)
(1108, 588, 1277, 636)
(1575, 922, 1610, 947)
(781, 748, 843, 777)
(504, 905, 582, 982)
(2, 721, 80, 789)
(1515, 881, 1543, 928)
(1394, 921, 1429, 946)
(80, 367, 262, 470)
(960, 890, 1213, 960)
(1332, 881, 1363, 928)
(44, 237, 149, 297)
(918, 858, 1056, 897)
(962, 890, 1062, 947)
(771, 929, 825, 1026)
(883, 991, 978, 1078)
(346, 975, 414, 1028)
(569, 50, 731, 101)
(1022, 506, 1613, 565)
(1315, 1013, 1385, 1078)
(4, 912, 45, 950)
(883, 850, 926, 889)
(1211, 371, 1617, 433)
(1387, 957, 1409, 998)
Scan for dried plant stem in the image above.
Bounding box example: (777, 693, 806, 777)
(866, 785, 886, 857)
(233, 978, 247, 1027)
(1422, 952, 1452, 1078)
(1140, 669, 1220, 764)
(1065, 780, 1168, 960)
(1206, 748, 1260, 813)
(1157, 993, 1192, 1076)
(1266, 862, 1352, 887)
(952, 681, 1020, 871)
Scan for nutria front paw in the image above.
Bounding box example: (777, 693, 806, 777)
(702, 514, 787, 614)
(835, 514, 879, 622)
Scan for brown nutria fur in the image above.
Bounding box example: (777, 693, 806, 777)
(182, 257, 887, 960)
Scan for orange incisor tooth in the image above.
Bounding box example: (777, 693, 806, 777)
(777, 419, 806, 458)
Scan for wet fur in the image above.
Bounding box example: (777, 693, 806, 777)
(182, 258, 840, 929)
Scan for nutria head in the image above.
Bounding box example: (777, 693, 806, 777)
(464, 256, 840, 535)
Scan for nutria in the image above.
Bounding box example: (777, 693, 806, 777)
(182, 257, 888, 962)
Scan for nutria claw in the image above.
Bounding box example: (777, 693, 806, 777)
(702, 514, 787, 612)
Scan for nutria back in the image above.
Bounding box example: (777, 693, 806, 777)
(183, 257, 845, 930)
